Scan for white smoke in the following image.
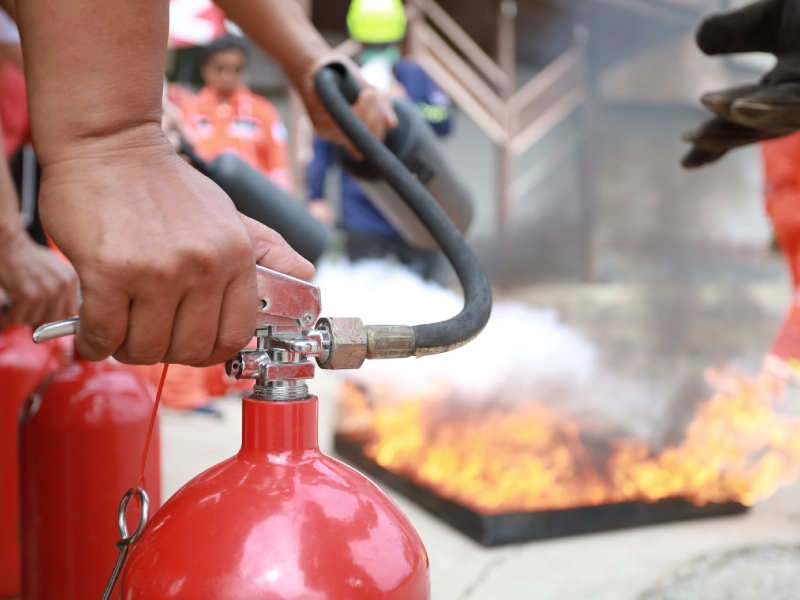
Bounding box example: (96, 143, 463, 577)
(313, 259, 598, 402)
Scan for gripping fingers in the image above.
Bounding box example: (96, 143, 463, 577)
(113, 293, 182, 365)
(701, 84, 763, 121)
(680, 117, 785, 169)
(76, 286, 130, 361)
(730, 83, 800, 132)
(165, 290, 223, 366)
(682, 117, 779, 150)
(240, 215, 315, 282)
(195, 270, 257, 367)
(681, 145, 729, 169)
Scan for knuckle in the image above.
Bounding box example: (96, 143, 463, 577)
(144, 256, 181, 284)
(183, 240, 222, 274)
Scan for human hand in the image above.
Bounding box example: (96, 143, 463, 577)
(0, 220, 78, 330)
(38, 125, 312, 366)
(682, 0, 800, 168)
(290, 54, 397, 156)
(307, 199, 336, 226)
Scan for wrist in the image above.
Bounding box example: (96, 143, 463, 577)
(283, 42, 336, 92)
(0, 215, 28, 249)
(36, 121, 171, 168)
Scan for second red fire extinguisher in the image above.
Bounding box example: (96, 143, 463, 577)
(0, 326, 60, 600)
(18, 353, 161, 600)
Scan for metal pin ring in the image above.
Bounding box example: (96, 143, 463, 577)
(117, 487, 149, 547)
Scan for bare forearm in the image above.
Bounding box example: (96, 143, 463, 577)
(0, 133, 21, 234)
(16, 0, 168, 166)
(213, 0, 329, 84)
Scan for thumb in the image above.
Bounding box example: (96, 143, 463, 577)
(696, 0, 780, 56)
(239, 214, 315, 282)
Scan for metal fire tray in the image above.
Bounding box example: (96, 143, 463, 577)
(334, 433, 749, 547)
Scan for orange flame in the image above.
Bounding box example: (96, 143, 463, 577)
(336, 369, 800, 514)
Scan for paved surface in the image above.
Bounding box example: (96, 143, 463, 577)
(640, 545, 800, 600)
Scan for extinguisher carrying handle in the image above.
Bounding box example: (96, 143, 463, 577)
(314, 64, 492, 357)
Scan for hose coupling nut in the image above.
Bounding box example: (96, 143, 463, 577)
(315, 317, 368, 370)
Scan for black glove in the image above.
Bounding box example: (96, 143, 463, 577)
(682, 0, 800, 168)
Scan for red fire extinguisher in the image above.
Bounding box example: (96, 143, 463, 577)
(0, 325, 60, 599)
(123, 394, 430, 598)
(112, 267, 431, 599)
(18, 349, 161, 599)
(29, 63, 491, 598)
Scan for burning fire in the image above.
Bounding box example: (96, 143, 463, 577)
(337, 369, 800, 513)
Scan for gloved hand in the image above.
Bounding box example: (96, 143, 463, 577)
(682, 0, 800, 168)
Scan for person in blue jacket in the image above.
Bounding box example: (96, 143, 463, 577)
(306, 0, 453, 280)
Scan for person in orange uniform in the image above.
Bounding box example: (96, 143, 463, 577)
(761, 132, 800, 376)
(180, 36, 294, 193)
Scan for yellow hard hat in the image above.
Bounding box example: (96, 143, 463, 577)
(347, 0, 407, 44)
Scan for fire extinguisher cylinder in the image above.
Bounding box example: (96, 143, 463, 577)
(119, 395, 430, 599)
(18, 355, 161, 600)
(0, 326, 60, 600)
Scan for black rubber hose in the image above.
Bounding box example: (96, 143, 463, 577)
(314, 64, 492, 356)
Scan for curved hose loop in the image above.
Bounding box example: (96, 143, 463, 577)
(314, 64, 492, 356)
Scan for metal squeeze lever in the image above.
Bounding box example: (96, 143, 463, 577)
(31, 267, 322, 345)
(31, 266, 386, 400)
(33, 264, 417, 381)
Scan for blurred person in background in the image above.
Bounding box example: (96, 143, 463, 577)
(180, 35, 294, 192)
(760, 133, 800, 377)
(0, 5, 77, 329)
(306, 0, 453, 281)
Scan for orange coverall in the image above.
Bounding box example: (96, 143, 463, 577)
(180, 86, 294, 192)
(762, 133, 800, 360)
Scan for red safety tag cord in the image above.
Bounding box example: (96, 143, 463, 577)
(101, 363, 169, 600)
(133, 363, 169, 502)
